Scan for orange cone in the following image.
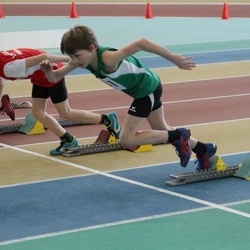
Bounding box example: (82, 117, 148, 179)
(145, 2, 153, 19)
(222, 3, 230, 20)
(0, 4, 5, 18)
(70, 2, 78, 18)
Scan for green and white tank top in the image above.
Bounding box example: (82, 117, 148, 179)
(86, 46, 160, 99)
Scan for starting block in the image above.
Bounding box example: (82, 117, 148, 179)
(18, 112, 45, 135)
(166, 155, 250, 186)
(62, 142, 124, 157)
(62, 130, 153, 157)
(207, 155, 227, 171)
(107, 131, 153, 153)
(0, 112, 84, 134)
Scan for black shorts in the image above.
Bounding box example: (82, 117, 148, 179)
(32, 78, 68, 104)
(128, 83, 163, 118)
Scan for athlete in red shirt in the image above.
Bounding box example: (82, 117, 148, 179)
(0, 48, 120, 155)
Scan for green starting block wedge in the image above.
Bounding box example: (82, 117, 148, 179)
(18, 112, 45, 135)
(234, 157, 250, 180)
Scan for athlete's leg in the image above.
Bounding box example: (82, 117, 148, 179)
(54, 98, 101, 124)
(147, 105, 199, 149)
(120, 113, 169, 147)
(32, 83, 79, 155)
(147, 106, 174, 131)
(31, 97, 66, 137)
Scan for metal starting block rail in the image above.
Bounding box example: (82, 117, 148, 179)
(62, 142, 124, 157)
(0, 123, 23, 134)
(62, 143, 153, 157)
(0, 118, 83, 134)
(166, 165, 239, 186)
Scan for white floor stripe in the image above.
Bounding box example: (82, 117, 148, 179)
(1, 30, 67, 51)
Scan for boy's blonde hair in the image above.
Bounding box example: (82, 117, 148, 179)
(60, 25, 99, 55)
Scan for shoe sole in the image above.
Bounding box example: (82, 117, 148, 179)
(50, 140, 78, 156)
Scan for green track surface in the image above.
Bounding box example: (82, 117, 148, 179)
(1, 206, 250, 250)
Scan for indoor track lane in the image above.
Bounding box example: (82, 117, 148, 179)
(0, 3, 250, 248)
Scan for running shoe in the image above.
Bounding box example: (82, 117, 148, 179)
(106, 112, 121, 140)
(50, 137, 78, 155)
(172, 128, 191, 167)
(196, 143, 217, 170)
(0, 94, 15, 120)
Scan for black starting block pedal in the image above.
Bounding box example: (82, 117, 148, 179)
(166, 166, 239, 186)
(62, 142, 124, 157)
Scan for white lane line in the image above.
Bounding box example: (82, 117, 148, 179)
(1, 142, 249, 219)
(163, 92, 250, 105)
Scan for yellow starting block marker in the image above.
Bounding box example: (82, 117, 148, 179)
(26, 120, 44, 135)
(133, 144, 153, 152)
(18, 112, 45, 135)
(208, 155, 227, 171)
(215, 156, 227, 171)
(108, 134, 119, 144)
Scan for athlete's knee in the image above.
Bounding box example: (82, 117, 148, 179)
(119, 133, 136, 147)
(57, 109, 72, 120)
(58, 112, 69, 120)
(31, 109, 42, 120)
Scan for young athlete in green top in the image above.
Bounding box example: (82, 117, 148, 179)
(40, 25, 217, 170)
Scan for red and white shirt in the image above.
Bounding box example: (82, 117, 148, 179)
(0, 48, 63, 87)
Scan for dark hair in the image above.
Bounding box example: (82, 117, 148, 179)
(60, 25, 99, 55)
